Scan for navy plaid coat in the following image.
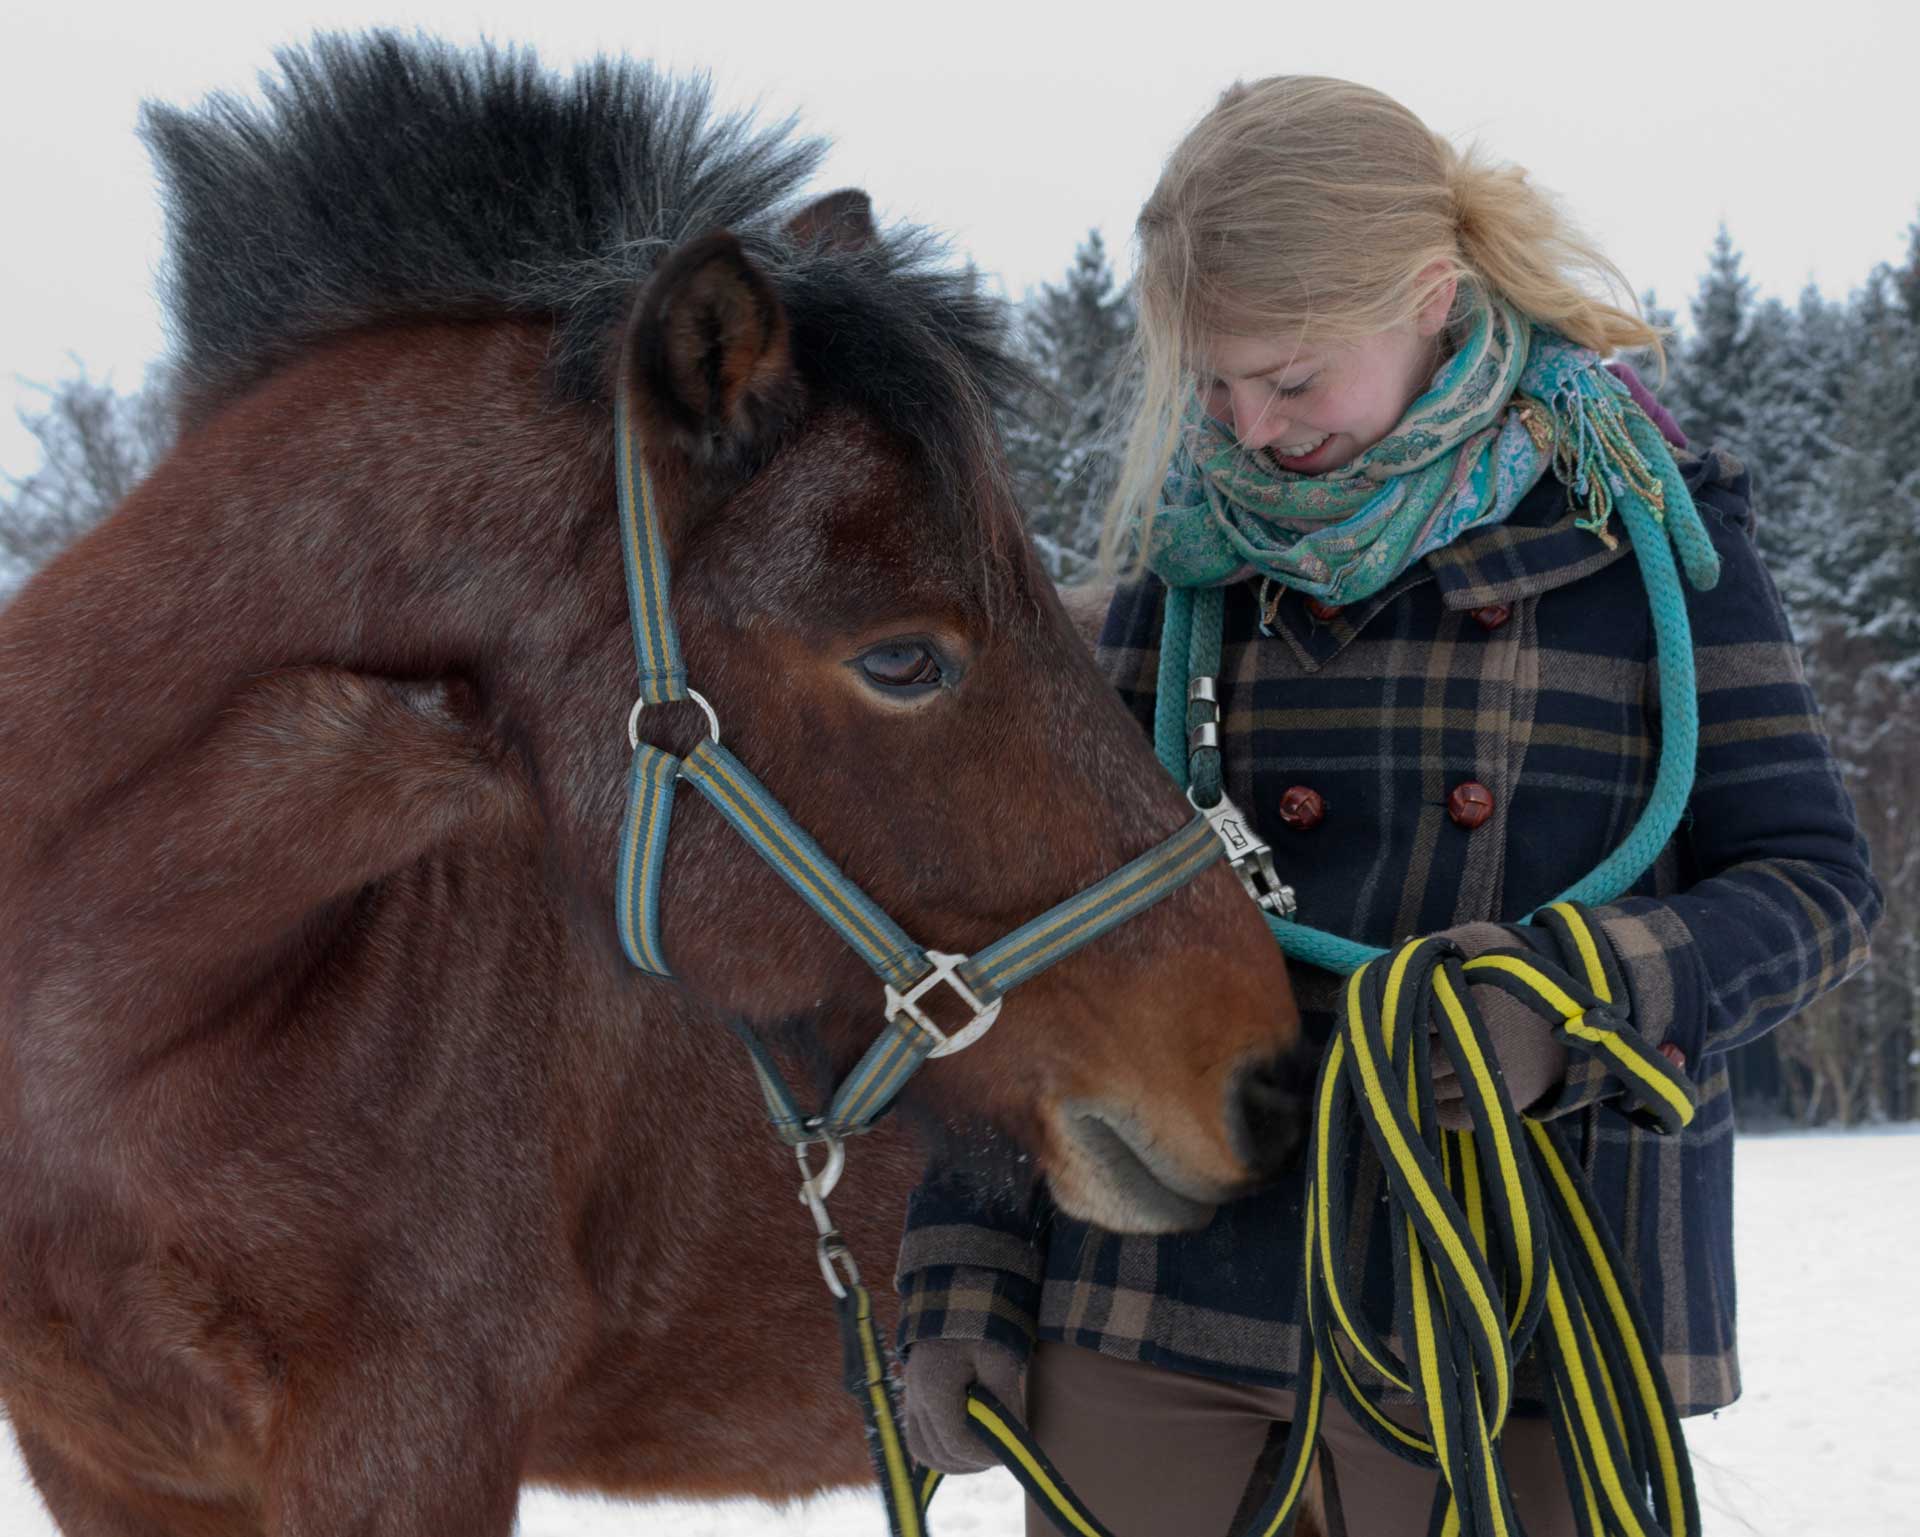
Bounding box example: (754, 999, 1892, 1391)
(896, 447, 1882, 1417)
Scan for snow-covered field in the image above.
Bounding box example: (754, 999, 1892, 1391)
(4, 1127, 1915, 1534)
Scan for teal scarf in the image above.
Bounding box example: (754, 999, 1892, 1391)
(1147, 298, 1673, 603)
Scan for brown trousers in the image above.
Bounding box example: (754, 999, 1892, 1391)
(1022, 1341, 1576, 1537)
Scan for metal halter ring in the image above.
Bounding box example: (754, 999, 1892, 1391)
(627, 689, 721, 751)
(884, 950, 1004, 1058)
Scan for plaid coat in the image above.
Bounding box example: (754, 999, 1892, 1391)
(896, 447, 1882, 1417)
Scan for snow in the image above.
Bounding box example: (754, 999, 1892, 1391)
(4, 1128, 1915, 1534)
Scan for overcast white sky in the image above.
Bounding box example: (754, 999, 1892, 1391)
(2, 0, 1914, 482)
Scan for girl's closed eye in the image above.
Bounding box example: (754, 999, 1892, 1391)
(1271, 375, 1316, 400)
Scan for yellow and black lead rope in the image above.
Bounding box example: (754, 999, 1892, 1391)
(840, 903, 1700, 1537)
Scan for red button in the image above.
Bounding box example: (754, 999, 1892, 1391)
(1304, 598, 1344, 623)
(1447, 781, 1494, 830)
(1472, 604, 1512, 631)
(1277, 786, 1326, 830)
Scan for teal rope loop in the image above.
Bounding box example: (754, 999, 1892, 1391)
(1155, 407, 1719, 978)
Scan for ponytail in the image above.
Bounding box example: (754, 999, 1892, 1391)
(1442, 139, 1666, 374)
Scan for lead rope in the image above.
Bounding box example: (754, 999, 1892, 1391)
(859, 403, 1721, 1536)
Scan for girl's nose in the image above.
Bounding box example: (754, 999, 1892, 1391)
(1232, 386, 1286, 450)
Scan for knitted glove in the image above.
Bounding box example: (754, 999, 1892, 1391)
(903, 1337, 1024, 1474)
(1427, 921, 1572, 1130)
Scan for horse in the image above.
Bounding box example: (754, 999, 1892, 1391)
(0, 35, 1308, 1534)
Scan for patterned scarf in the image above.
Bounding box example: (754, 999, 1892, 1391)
(1147, 296, 1670, 602)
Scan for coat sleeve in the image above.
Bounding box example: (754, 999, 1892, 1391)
(1532, 451, 1883, 1118)
(894, 1168, 1052, 1363)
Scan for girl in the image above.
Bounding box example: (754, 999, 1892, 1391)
(892, 77, 1882, 1536)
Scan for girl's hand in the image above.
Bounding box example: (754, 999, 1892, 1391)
(902, 1337, 1025, 1474)
(1426, 922, 1570, 1130)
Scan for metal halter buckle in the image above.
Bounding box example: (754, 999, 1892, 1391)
(884, 950, 1004, 1058)
(1190, 789, 1299, 919)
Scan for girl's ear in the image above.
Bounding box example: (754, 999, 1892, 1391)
(1415, 262, 1460, 337)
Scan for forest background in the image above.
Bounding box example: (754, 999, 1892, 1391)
(6, 216, 1916, 1126)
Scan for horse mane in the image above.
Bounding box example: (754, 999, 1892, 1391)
(141, 31, 1027, 529)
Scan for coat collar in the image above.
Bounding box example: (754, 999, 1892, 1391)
(1254, 451, 1730, 672)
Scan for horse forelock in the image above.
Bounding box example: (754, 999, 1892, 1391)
(140, 30, 1031, 578)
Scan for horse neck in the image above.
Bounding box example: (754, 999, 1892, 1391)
(0, 318, 611, 847)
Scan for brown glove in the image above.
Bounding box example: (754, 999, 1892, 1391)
(902, 1337, 1025, 1474)
(1426, 921, 1571, 1130)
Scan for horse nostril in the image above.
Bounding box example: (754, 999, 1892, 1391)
(1231, 1050, 1316, 1178)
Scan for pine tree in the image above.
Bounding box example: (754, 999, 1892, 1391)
(1004, 231, 1138, 580)
(1815, 266, 1920, 662)
(1667, 225, 1754, 451)
(1738, 295, 1846, 628)
(1641, 223, 1920, 1122)
(1789, 256, 1920, 1122)
(1888, 209, 1920, 331)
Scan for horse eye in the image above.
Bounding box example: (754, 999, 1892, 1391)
(856, 642, 945, 693)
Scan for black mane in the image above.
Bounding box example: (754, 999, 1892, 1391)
(142, 32, 1024, 503)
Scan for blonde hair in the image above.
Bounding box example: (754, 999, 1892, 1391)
(1101, 76, 1664, 570)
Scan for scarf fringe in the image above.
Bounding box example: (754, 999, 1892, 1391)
(1541, 371, 1668, 553)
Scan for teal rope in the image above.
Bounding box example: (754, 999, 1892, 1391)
(1153, 581, 1195, 781)
(1185, 586, 1226, 806)
(1155, 410, 1719, 979)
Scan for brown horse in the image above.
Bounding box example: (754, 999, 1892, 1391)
(0, 35, 1307, 1536)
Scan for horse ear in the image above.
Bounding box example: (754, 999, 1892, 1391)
(785, 189, 877, 252)
(627, 232, 800, 472)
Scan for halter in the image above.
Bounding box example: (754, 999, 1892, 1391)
(609, 380, 1253, 1211)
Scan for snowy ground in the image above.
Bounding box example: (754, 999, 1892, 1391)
(4, 1127, 1915, 1535)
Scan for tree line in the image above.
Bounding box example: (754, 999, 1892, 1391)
(6, 217, 1918, 1124)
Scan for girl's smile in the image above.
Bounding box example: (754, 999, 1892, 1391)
(1196, 271, 1457, 475)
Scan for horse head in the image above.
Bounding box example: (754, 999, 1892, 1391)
(601, 205, 1308, 1228)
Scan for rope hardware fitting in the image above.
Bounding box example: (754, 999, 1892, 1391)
(795, 1123, 859, 1300)
(1186, 672, 1297, 919)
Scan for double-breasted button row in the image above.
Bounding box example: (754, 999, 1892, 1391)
(1272, 781, 1493, 832)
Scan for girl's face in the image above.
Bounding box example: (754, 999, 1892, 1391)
(1195, 274, 1458, 475)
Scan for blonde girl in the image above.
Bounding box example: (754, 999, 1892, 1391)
(895, 77, 1879, 1537)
